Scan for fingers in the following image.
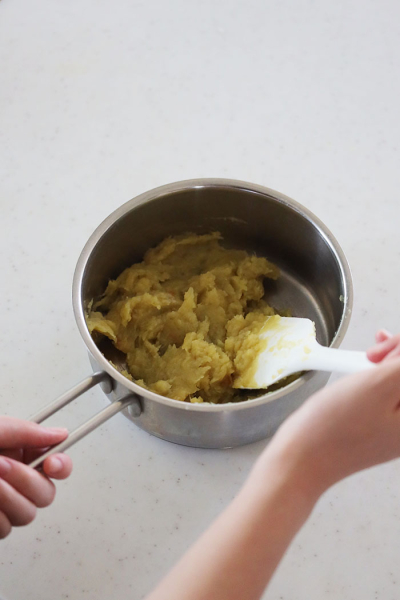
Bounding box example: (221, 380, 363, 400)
(21, 447, 51, 465)
(0, 443, 72, 479)
(375, 329, 393, 343)
(42, 454, 73, 480)
(0, 417, 68, 450)
(0, 447, 71, 474)
(385, 347, 400, 361)
(6, 447, 74, 480)
(0, 457, 56, 508)
(0, 451, 73, 539)
(0, 477, 36, 527)
(367, 333, 400, 363)
(0, 417, 72, 540)
(0, 512, 11, 539)
(0, 449, 23, 461)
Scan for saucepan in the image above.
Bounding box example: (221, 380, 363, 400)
(30, 178, 352, 467)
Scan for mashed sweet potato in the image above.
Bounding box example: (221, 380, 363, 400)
(86, 232, 281, 404)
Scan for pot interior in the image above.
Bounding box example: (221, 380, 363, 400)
(80, 183, 348, 370)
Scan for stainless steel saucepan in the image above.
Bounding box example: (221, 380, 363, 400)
(29, 178, 352, 467)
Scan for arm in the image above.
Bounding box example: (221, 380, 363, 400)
(146, 331, 400, 600)
(0, 417, 73, 538)
(146, 451, 318, 600)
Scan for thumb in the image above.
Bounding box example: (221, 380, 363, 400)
(0, 416, 68, 449)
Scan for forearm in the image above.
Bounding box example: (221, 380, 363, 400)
(145, 451, 319, 600)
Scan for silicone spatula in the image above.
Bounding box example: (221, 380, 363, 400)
(235, 315, 373, 389)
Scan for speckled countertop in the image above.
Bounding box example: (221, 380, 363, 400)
(1, 1, 400, 599)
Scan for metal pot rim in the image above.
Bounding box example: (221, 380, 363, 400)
(72, 178, 353, 413)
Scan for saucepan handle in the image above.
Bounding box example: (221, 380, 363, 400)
(28, 372, 141, 469)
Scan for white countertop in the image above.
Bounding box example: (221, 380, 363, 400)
(1, 1, 400, 598)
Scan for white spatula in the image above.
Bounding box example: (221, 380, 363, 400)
(235, 315, 373, 389)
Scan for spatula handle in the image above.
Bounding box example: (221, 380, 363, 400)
(309, 346, 373, 374)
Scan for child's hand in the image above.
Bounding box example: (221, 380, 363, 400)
(261, 330, 400, 500)
(367, 329, 400, 362)
(0, 417, 72, 539)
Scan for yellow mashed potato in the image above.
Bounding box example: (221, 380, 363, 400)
(86, 232, 282, 404)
